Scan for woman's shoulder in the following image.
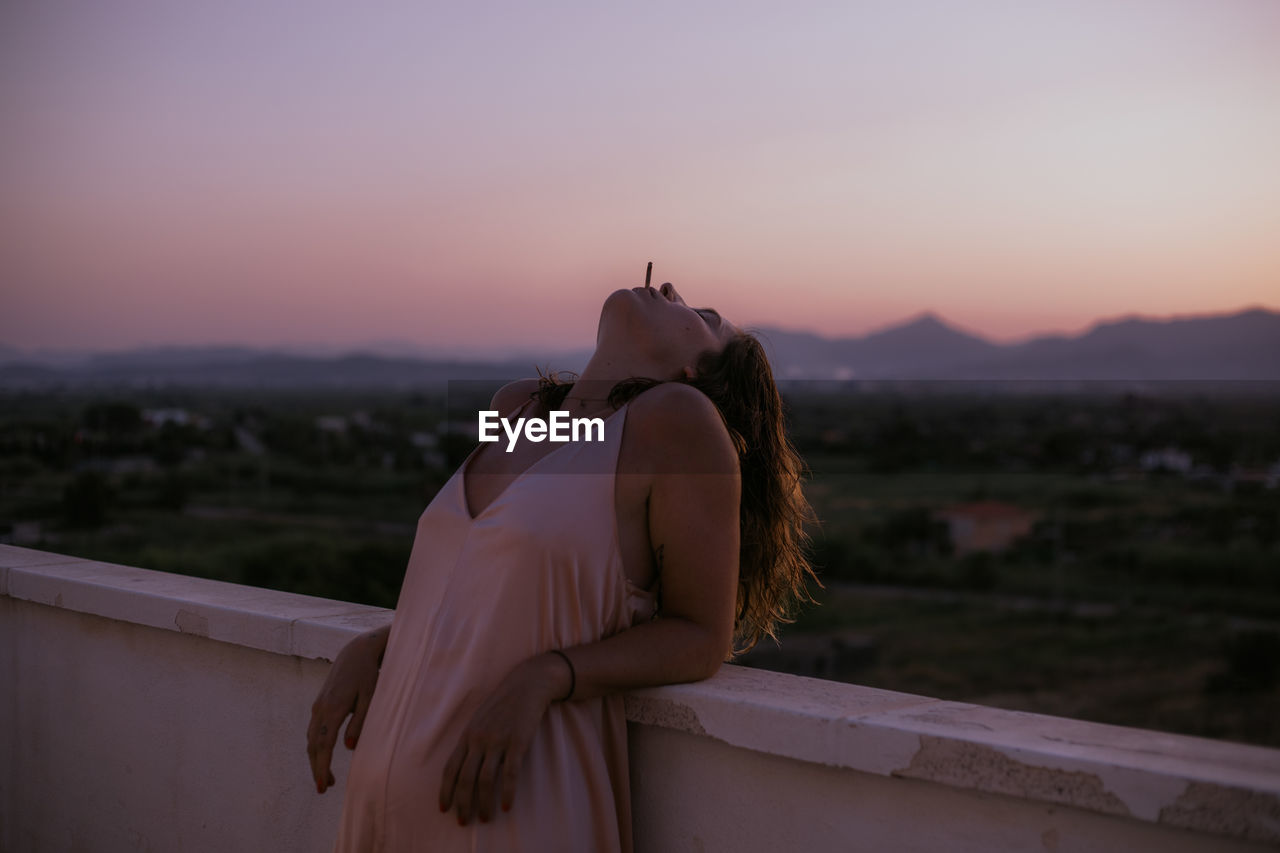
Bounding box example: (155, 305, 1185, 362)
(628, 381, 716, 420)
(489, 378, 542, 417)
(627, 383, 738, 473)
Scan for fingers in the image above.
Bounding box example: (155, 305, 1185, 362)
(474, 750, 504, 823)
(452, 746, 485, 825)
(441, 738, 513, 825)
(308, 687, 353, 793)
(307, 704, 339, 794)
(345, 683, 375, 750)
(306, 633, 385, 794)
(499, 742, 523, 813)
(439, 740, 466, 816)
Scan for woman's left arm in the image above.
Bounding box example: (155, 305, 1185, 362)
(440, 386, 741, 824)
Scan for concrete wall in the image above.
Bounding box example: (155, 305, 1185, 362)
(2, 598, 344, 852)
(3, 545, 1278, 852)
(629, 727, 1271, 852)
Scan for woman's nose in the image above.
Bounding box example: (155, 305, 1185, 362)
(660, 282, 683, 303)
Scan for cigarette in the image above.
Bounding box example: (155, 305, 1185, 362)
(645, 262, 653, 288)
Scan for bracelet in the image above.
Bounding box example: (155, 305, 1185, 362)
(549, 649, 575, 702)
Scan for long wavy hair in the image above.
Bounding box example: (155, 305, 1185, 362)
(531, 332, 820, 656)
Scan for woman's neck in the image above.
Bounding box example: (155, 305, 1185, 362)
(562, 347, 669, 417)
(575, 342, 674, 388)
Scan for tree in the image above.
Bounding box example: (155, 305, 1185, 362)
(62, 471, 112, 528)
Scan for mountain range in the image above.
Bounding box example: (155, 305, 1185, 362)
(2, 307, 1277, 388)
(754, 307, 1280, 381)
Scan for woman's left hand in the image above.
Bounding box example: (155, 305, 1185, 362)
(439, 652, 571, 825)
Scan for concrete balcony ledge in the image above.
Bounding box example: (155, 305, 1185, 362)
(3, 543, 1279, 852)
(0, 543, 393, 660)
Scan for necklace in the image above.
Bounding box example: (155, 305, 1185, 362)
(562, 391, 617, 417)
(564, 395, 611, 408)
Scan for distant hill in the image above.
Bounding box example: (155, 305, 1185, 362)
(2, 307, 1277, 388)
(0, 350, 537, 390)
(754, 312, 1000, 379)
(755, 307, 1280, 381)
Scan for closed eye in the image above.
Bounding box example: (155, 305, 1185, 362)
(695, 308, 721, 329)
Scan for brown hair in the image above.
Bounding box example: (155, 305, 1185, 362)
(532, 333, 820, 656)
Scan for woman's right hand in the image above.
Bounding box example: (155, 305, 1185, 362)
(307, 624, 390, 794)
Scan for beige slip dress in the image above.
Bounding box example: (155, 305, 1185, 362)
(333, 399, 656, 852)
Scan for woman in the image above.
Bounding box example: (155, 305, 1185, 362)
(306, 279, 816, 852)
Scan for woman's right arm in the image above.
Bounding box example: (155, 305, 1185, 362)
(307, 623, 390, 794)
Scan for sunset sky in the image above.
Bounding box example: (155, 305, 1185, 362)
(2, 0, 1277, 356)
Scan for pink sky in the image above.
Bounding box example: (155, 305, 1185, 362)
(2, 0, 1277, 355)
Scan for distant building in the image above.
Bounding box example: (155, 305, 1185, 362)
(143, 408, 190, 427)
(1139, 447, 1193, 474)
(935, 501, 1040, 555)
(142, 408, 210, 430)
(315, 415, 348, 434)
(234, 427, 266, 456)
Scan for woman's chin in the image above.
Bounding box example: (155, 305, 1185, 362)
(602, 287, 644, 318)
(605, 287, 640, 305)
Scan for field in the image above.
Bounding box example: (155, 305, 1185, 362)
(3, 382, 1278, 746)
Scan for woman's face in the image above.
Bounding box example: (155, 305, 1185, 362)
(601, 281, 739, 379)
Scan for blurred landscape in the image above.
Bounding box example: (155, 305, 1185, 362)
(2, 308, 1278, 748)
(4, 307, 1279, 387)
